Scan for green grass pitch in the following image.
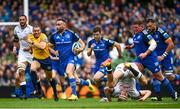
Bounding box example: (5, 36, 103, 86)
(0, 98, 179, 108)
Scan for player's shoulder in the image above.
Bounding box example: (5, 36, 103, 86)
(27, 25, 33, 29)
(40, 33, 48, 39)
(142, 29, 149, 35)
(50, 31, 58, 37)
(157, 27, 165, 34)
(14, 25, 21, 31)
(28, 33, 34, 38)
(65, 29, 75, 34)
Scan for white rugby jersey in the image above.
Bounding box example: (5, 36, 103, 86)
(14, 25, 33, 56)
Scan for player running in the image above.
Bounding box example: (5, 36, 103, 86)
(49, 18, 86, 100)
(146, 18, 180, 101)
(26, 25, 58, 101)
(13, 15, 33, 99)
(126, 20, 177, 101)
(87, 26, 122, 97)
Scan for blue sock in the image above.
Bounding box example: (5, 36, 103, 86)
(100, 77, 107, 82)
(136, 81, 141, 91)
(98, 85, 105, 98)
(161, 78, 175, 95)
(79, 78, 89, 86)
(152, 78, 161, 93)
(61, 84, 66, 93)
(69, 78, 77, 96)
(175, 74, 180, 81)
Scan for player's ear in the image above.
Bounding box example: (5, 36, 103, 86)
(140, 24, 144, 29)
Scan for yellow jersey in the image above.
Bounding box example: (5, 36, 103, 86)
(28, 33, 50, 59)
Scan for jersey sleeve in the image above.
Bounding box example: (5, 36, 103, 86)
(13, 28, 19, 42)
(41, 34, 48, 42)
(88, 40, 92, 48)
(142, 30, 153, 43)
(72, 32, 80, 42)
(49, 34, 55, 45)
(158, 27, 170, 40)
(103, 38, 115, 47)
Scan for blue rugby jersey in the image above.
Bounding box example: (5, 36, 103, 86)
(49, 29, 79, 61)
(88, 37, 114, 67)
(133, 29, 157, 58)
(150, 27, 172, 56)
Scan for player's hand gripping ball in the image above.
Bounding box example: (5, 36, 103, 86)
(72, 42, 82, 55)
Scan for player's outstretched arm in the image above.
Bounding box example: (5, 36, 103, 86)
(114, 42, 122, 58)
(158, 37, 174, 61)
(139, 38, 157, 59)
(139, 90, 151, 101)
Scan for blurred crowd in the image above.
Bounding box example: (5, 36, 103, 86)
(0, 0, 179, 86)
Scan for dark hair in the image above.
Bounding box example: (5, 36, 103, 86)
(19, 15, 27, 19)
(133, 19, 144, 25)
(57, 18, 67, 23)
(93, 26, 101, 33)
(146, 18, 156, 23)
(33, 25, 41, 30)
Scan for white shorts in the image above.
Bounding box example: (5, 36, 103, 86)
(17, 52, 33, 65)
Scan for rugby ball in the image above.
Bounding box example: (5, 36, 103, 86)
(72, 42, 82, 55)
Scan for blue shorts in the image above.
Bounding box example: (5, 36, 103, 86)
(93, 65, 107, 75)
(56, 56, 76, 76)
(160, 54, 174, 73)
(33, 57, 52, 71)
(135, 56, 161, 73)
(51, 60, 64, 76)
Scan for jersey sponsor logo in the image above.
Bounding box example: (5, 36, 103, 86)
(154, 62, 159, 66)
(158, 27, 164, 33)
(65, 34, 70, 38)
(56, 36, 60, 39)
(147, 35, 152, 40)
(108, 40, 114, 44)
(133, 41, 139, 43)
(155, 68, 159, 72)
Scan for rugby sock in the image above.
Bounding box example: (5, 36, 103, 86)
(30, 71, 38, 90)
(61, 84, 66, 93)
(106, 65, 112, 74)
(152, 78, 162, 100)
(36, 81, 42, 94)
(101, 77, 107, 82)
(98, 85, 106, 98)
(50, 79, 58, 98)
(161, 78, 175, 95)
(20, 82, 26, 96)
(127, 66, 141, 79)
(69, 78, 77, 96)
(79, 78, 89, 86)
(136, 81, 141, 91)
(174, 74, 180, 81)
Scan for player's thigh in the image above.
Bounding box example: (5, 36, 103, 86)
(45, 70, 52, 80)
(93, 71, 105, 82)
(66, 63, 75, 75)
(30, 60, 40, 71)
(153, 71, 165, 81)
(113, 71, 123, 84)
(17, 61, 29, 77)
(161, 57, 174, 74)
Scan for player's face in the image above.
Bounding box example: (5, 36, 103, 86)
(56, 20, 66, 33)
(93, 31, 101, 41)
(33, 27, 41, 38)
(146, 22, 156, 33)
(19, 16, 27, 27)
(132, 24, 144, 34)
